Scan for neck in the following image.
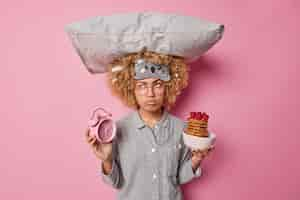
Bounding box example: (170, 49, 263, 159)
(138, 107, 164, 127)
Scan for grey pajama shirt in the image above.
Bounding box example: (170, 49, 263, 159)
(100, 109, 202, 200)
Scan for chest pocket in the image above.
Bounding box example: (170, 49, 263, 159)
(119, 137, 146, 169)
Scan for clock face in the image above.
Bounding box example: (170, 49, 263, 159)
(98, 119, 114, 141)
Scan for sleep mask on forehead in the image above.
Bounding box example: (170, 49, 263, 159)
(134, 58, 170, 81)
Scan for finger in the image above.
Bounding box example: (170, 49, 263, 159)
(195, 153, 204, 160)
(208, 145, 215, 153)
(192, 150, 200, 157)
(199, 149, 208, 156)
(205, 147, 211, 153)
(88, 138, 94, 145)
(195, 149, 202, 154)
(87, 137, 93, 144)
(89, 136, 97, 145)
(92, 145, 102, 159)
(204, 148, 211, 156)
(92, 137, 99, 145)
(87, 133, 95, 141)
(85, 128, 91, 138)
(198, 150, 206, 156)
(192, 150, 202, 158)
(203, 147, 211, 153)
(85, 129, 94, 142)
(193, 151, 201, 157)
(195, 151, 204, 157)
(93, 142, 103, 154)
(92, 141, 102, 151)
(87, 134, 94, 142)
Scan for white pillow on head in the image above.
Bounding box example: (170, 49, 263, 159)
(64, 11, 225, 74)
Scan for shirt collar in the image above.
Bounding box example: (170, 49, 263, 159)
(132, 107, 169, 130)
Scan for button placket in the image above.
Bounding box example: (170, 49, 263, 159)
(153, 173, 157, 179)
(152, 124, 161, 145)
(151, 147, 156, 153)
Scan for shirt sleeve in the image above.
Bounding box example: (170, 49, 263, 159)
(177, 141, 202, 185)
(99, 137, 123, 189)
(177, 122, 202, 185)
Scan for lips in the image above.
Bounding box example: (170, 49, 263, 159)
(145, 101, 156, 105)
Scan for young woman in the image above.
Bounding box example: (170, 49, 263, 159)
(85, 49, 215, 200)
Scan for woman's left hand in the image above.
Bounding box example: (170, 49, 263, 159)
(191, 145, 215, 171)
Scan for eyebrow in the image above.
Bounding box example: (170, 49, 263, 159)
(136, 79, 163, 84)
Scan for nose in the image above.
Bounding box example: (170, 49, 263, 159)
(146, 86, 155, 97)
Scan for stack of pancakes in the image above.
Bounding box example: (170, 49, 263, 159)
(185, 112, 209, 137)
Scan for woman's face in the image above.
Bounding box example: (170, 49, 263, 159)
(134, 78, 166, 113)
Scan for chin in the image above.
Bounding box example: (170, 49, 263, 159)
(143, 104, 162, 112)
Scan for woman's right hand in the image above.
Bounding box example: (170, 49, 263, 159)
(85, 127, 113, 162)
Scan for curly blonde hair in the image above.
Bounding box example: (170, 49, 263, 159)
(106, 48, 190, 110)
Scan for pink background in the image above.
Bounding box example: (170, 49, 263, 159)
(1, 0, 299, 199)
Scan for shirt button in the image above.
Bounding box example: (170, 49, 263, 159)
(153, 173, 157, 179)
(151, 148, 156, 153)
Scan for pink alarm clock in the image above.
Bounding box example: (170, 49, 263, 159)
(88, 106, 116, 143)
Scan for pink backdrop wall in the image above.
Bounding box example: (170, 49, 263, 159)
(1, 0, 299, 199)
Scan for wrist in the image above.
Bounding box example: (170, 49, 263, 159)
(192, 158, 202, 171)
(103, 156, 113, 164)
(102, 158, 113, 175)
